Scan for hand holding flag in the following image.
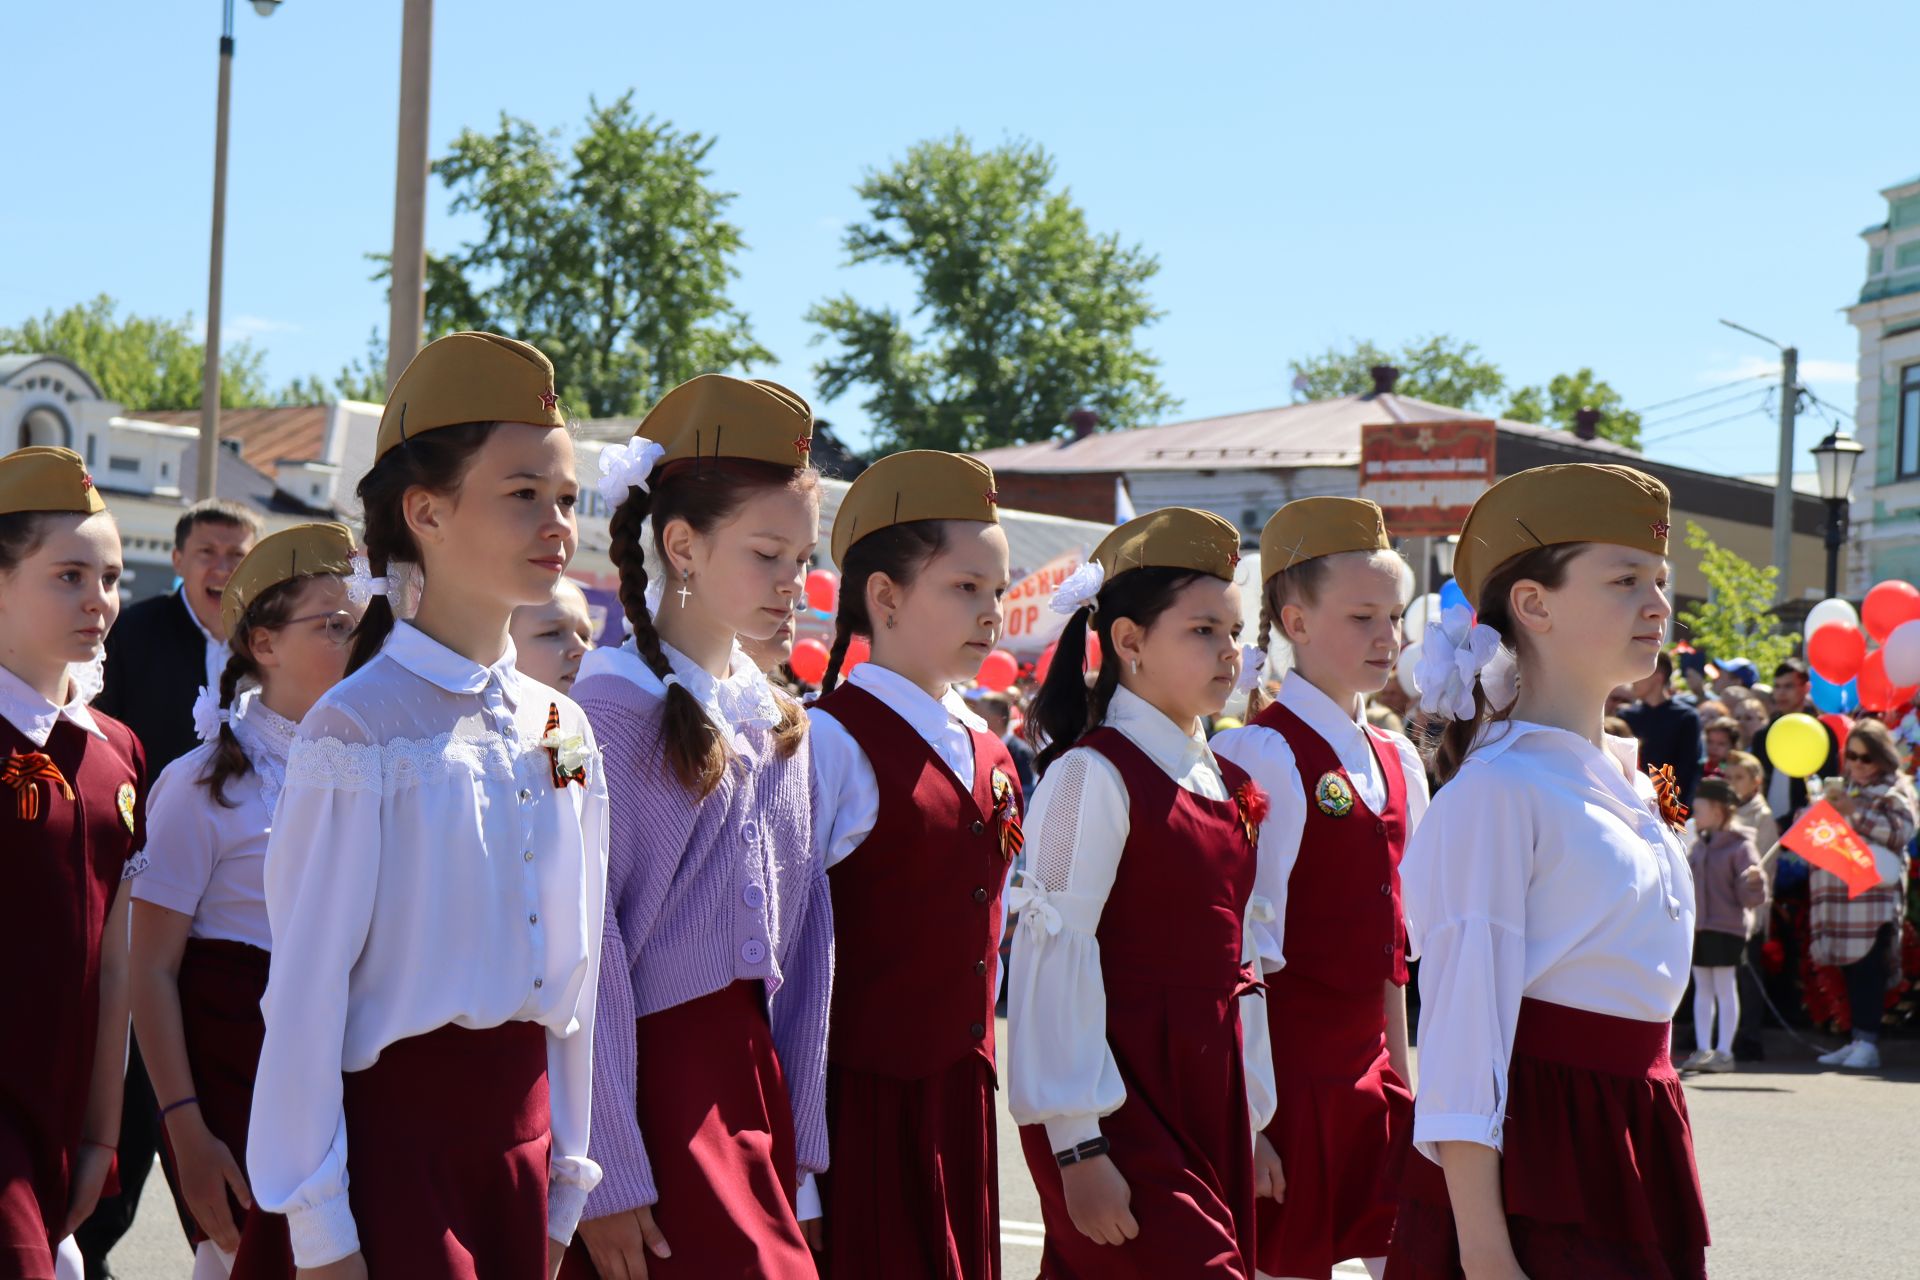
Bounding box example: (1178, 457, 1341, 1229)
(1779, 799, 1882, 899)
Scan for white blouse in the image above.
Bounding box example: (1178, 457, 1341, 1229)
(1006, 685, 1277, 1151)
(1403, 722, 1695, 1165)
(808, 662, 989, 869)
(130, 691, 296, 950)
(247, 622, 610, 1267)
(1211, 675, 1430, 971)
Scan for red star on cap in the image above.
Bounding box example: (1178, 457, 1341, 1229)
(1651, 519, 1670, 540)
(1228, 551, 1242, 569)
(985, 489, 1000, 505)
(540, 390, 559, 412)
(794, 436, 812, 455)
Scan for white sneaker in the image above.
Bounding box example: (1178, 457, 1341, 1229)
(1841, 1040, 1882, 1071)
(1699, 1051, 1736, 1073)
(1678, 1048, 1715, 1072)
(1817, 1043, 1856, 1066)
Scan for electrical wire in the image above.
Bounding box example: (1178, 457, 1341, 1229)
(1642, 392, 1776, 445)
(1641, 386, 1778, 430)
(1632, 372, 1774, 416)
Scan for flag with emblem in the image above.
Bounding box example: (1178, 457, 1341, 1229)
(1781, 799, 1882, 899)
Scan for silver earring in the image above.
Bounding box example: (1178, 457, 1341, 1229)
(886, 614, 896, 630)
(675, 569, 692, 609)
(1130, 658, 1140, 675)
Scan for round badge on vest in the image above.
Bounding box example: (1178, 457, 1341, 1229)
(1314, 771, 1355, 818)
(116, 780, 137, 834)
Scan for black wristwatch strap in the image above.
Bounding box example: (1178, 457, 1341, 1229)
(1055, 1136, 1111, 1167)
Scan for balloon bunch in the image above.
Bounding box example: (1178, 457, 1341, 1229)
(1804, 582, 1920, 717)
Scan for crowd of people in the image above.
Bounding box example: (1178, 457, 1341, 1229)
(5, 328, 1905, 1280)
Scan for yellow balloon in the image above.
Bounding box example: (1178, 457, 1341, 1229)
(1213, 717, 1244, 732)
(1765, 712, 1829, 779)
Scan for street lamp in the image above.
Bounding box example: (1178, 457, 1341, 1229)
(1434, 534, 1459, 582)
(1810, 429, 1864, 598)
(196, 0, 284, 501)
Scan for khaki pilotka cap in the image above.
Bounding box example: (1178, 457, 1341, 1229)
(0, 446, 108, 516)
(220, 522, 358, 636)
(633, 374, 815, 471)
(830, 450, 1000, 565)
(1452, 463, 1672, 606)
(1090, 507, 1244, 583)
(1257, 497, 1392, 580)
(375, 332, 568, 460)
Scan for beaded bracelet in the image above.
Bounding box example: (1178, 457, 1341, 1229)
(1054, 1136, 1111, 1168)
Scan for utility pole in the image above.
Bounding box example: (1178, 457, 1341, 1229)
(386, 0, 433, 387)
(1720, 321, 1799, 587)
(197, 5, 238, 501)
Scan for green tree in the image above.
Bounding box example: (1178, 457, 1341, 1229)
(1505, 367, 1643, 449)
(424, 94, 770, 418)
(808, 133, 1175, 452)
(1288, 335, 1507, 410)
(1674, 520, 1799, 673)
(0, 295, 272, 411)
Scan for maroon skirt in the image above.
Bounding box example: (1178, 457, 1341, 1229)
(561, 980, 815, 1280)
(821, 1053, 999, 1280)
(1385, 999, 1710, 1280)
(1258, 968, 1411, 1278)
(0, 1102, 61, 1280)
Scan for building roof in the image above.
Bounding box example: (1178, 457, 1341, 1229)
(971, 391, 1641, 475)
(137, 406, 331, 474)
(174, 439, 339, 518)
(0, 353, 106, 398)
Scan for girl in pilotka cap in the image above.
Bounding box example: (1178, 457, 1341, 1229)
(1385, 464, 1710, 1280)
(1009, 508, 1281, 1280)
(1211, 497, 1428, 1280)
(806, 450, 1019, 1280)
(565, 375, 830, 1280)
(245, 334, 610, 1280)
(0, 446, 144, 1280)
(127, 522, 360, 1280)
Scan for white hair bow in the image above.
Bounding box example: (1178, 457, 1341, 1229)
(1412, 603, 1515, 721)
(344, 552, 388, 607)
(1235, 644, 1267, 693)
(1049, 560, 1106, 615)
(191, 684, 230, 743)
(597, 437, 667, 508)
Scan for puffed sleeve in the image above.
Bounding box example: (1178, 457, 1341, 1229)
(248, 702, 384, 1268)
(545, 717, 610, 1244)
(1006, 748, 1130, 1150)
(1239, 893, 1278, 1134)
(1401, 759, 1532, 1165)
(127, 750, 218, 915)
(1209, 724, 1306, 973)
(769, 802, 833, 1183)
(806, 704, 878, 870)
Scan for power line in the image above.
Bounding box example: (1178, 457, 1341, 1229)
(1643, 393, 1776, 445)
(1632, 372, 1774, 416)
(1640, 386, 1775, 430)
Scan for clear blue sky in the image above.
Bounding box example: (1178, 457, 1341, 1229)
(4, 1, 1906, 474)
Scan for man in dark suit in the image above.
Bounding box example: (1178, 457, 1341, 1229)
(78, 499, 257, 1278)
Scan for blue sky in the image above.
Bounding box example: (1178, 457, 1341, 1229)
(4, 1, 1906, 473)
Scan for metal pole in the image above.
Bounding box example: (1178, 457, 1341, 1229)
(1771, 346, 1798, 589)
(197, 1, 236, 501)
(386, 0, 433, 387)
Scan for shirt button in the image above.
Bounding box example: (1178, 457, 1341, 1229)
(972, 887, 988, 904)
(529, 913, 540, 925)
(524, 850, 535, 863)
(970, 820, 985, 835)
(533, 977, 544, 989)
(1375, 820, 1387, 835)
(1380, 883, 1391, 896)
(975, 960, 988, 977)
(970, 1021, 986, 1039)
(741, 939, 766, 965)
(1382, 943, 1393, 955)
(519, 788, 533, 803)
(743, 884, 766, 909)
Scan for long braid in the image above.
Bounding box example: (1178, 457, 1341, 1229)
(204, 650, 258, 808)
(1245, 579, 1279, 717)
(820, 597, 858, 695)
(1031, 605, 1094, 776)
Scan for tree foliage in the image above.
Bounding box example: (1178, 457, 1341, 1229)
(1674, 519, 1800, 673)
(808, 133, 1175, 451)
(1505, 367, 1643, 449)
(1288, 335, 1506, 410)
(424, 93, 770, 418)
(0, 295, 272, 411)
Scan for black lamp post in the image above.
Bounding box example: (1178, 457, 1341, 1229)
(1810, 429, 1864, 599)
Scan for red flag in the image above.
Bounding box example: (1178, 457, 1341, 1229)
(1780, 800, 1882, 899)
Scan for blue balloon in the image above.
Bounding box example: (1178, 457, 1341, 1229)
(1439, 578, 1471, 617)
(1811, 670, 1859, 714)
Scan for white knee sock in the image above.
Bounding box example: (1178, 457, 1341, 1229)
(193, 1241, 237, 1279)
(1692, 965, 1717, 1051)
(1710, 965, 1739, 1056)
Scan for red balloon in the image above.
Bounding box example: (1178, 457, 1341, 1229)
(977, 648, 1018, 692)
(1035, 641, 1058, 684)
(1819, 713, 1853, 758)
(1863, 580, 1920, 643)
(1856, 648, 1920, 711)
(1086, 628, 1103, 673)
(804, 569, 839, 615)
(843, 635, 871, 673)
(1807, 622, 1866, 684)
(790, 638, 829, 686)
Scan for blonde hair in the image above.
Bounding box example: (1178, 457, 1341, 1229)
(1722, 749, 1763, 785)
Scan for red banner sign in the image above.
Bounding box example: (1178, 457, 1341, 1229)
(1000, 550, 1083, 657)
(1781, 799, 1883, 898)
(1358, 420, 1498, 536)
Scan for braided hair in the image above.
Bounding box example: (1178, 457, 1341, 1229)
(819, 521, 951, 695)
(201, 576, 308, 807)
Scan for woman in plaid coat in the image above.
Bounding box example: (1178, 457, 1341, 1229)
(1810, 718, 1916, 1071)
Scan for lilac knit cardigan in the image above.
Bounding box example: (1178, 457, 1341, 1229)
(573, 671, 832, 1216)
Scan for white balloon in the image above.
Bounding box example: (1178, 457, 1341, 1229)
(1398, 640, 1424, 698)
(1885, 619, 1920, 687)
(1404, 593, 1442, 640)
(1804, 597, 1861, 647)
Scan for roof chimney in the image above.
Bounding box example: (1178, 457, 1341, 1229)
(1368, 365, 1400, 396)
(1573, 408, 1601, 441)
(1067, 406, 1100, 441)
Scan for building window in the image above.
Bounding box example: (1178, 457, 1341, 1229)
(1902, 365, 1920, 480)
(160, 462, 170, 479)
(108, 456, 141, 474)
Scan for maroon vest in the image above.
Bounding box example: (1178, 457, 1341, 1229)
(1251, 702, 1409, 991)
(1080, 728, 1258, 994)
(1, 710, 145, 1191)
(816, 683, 1021, 1080)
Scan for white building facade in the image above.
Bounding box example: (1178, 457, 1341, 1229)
(1847, 174, 1920, 591)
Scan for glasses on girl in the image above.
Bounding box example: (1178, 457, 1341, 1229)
(282, 610, 358, 644)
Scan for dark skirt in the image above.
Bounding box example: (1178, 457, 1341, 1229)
(1385, 999, 1710, 1280)
(821, 1053, 999, 1280)
(0, 1102, 60, 1280)
(1692, 930, 1746, 968)
(1258, 968, 1411, 1278)
(561, 980, 815, 1280)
